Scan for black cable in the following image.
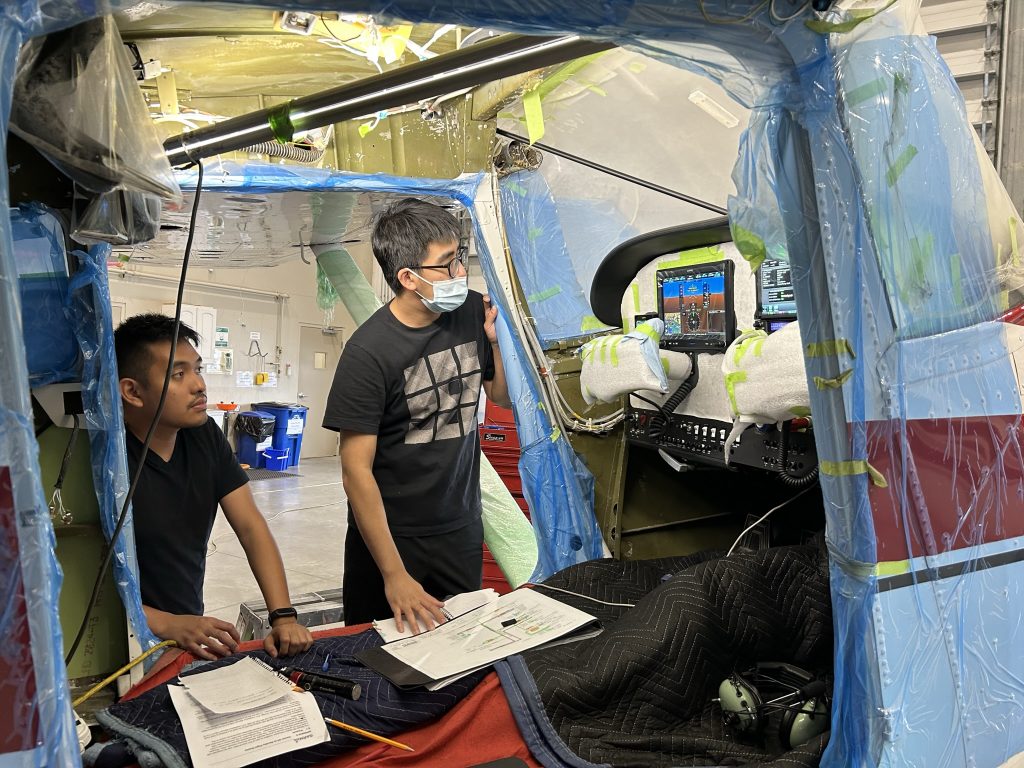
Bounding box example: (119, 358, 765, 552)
(777, 422, 819, 488)
(648, 353, 699, 439)
(65, 161, 205, 666)
(319, 12, 364, 44)
(495, 128, 728, 216)
(53, 413, 80, 493)
(629, 393, 673, 423)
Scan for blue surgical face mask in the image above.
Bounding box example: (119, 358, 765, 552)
(409, 271, 469, 313)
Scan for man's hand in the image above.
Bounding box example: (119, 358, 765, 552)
(264, 620, 314, 658)
(483, 295, 499, 344)
(156, 614, 240, 661)
(384, 571, 446, 635)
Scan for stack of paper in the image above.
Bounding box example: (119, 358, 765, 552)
(169, 656, 330, 768)
(358, 588, 600, 690)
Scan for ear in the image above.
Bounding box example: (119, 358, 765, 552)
(396, 267, 420, 294)
(119, 377, 146, 408)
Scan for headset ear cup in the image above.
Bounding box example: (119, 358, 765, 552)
(779, 697, 830, 749)
(718, 673, 763, 734)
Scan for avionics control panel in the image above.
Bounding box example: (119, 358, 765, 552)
(625, 407, 817, 477)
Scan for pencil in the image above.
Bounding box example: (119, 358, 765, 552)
(324, 717, 415, 752)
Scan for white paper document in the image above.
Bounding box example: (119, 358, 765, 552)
(373, 588, 500, 643)
(169, 658, 330, 767)
(178, 656, 289, 714)
(381, 588, 597, 682)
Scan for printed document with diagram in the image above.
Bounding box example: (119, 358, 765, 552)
(168, 656, 330, 767)
(357, 588, 599, 689)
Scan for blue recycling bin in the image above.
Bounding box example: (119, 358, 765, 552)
(235, 411, 276, 469)
(253, 402, 308, 467)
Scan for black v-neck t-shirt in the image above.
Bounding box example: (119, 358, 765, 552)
(126, 418, 248, 616)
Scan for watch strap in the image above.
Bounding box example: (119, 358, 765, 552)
(268, 606, 298, 625)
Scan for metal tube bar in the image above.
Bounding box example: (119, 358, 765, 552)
(164, 34, 613, 166)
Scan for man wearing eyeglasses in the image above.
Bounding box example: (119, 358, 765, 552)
(323, 198, 510, 634)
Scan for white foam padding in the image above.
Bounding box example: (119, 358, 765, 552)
(579, 319, 671, 404)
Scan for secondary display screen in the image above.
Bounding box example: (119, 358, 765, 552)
(757, 258, 798, 319)
(657, 260, 734, 352)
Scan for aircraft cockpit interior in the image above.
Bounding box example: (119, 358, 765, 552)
(585, 220, 824, 560)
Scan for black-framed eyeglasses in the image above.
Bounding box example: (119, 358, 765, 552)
(410, 246, 469, 279)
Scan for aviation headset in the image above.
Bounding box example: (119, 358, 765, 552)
(715, 662, 830, 749)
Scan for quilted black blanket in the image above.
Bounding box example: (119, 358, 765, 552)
(498, 545, 833, 768)
(96, 629, 487, 767)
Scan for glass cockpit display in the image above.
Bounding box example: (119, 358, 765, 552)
(756, 259, 797, 331)
(657, 260, 735, 352)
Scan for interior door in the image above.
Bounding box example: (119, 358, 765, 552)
(297, 324, 343, 459)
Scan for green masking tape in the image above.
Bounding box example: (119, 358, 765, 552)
(267, 103, 296, 144)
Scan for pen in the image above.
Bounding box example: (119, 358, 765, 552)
(322, 653, 331, 672)
(324, 717, 415, 752)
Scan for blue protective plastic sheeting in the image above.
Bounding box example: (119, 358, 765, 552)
(499, 171, 608, 345)
(0, 6, 78, 765)
(175, 160, 482, 201)
(67, 244, 159, 656)
(13, 204, 82, 386)
(473, 217, 604, 577)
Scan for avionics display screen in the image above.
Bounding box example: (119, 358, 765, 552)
(757, 258, 798, 320)
(657, 260, 734, 352)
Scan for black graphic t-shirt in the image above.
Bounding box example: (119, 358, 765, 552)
(323, 291, 495, 535)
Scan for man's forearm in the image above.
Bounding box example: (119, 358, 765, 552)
(342, 467, 406, 578)
(488, 341, 511, 407)
(236, 521, 293, 613)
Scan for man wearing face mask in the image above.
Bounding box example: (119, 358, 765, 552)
(323, 198, 510, 634)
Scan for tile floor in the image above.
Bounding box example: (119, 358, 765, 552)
(202, 456, 348, 624)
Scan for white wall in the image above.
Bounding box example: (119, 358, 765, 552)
(109, 256, 357, 410)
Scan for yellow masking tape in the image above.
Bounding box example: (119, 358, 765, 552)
(635, 322, 660, 342)
(813, 368, 854, 390)
(875, 559, 911, 577)
(806, 339, 855, 359)
(805, 0, 897, 34)
(885, 145, 918, 188)
(631, 282, 641, 320)
(820, 459, 888, 488)
(610, 337, 622, 367)
(550, 427, 561, 443)
(523, 88, 545, 145)
(733, 331, 767, 367)
(724, 371, 747, 416)
(581, 315, 605, 332)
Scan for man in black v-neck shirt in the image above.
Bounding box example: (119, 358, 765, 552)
(324, 198, 510, 634)
(116, 314, 313, 660)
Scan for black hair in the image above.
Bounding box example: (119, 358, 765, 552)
(371, 197, 462, 292)
(115, 313, 200, 382)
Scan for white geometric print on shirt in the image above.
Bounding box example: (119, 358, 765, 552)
(403, 341, 482, 445)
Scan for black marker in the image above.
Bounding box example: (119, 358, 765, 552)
(281, 668, 361, 700)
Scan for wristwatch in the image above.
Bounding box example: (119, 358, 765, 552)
(267, 606, 298, 625)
